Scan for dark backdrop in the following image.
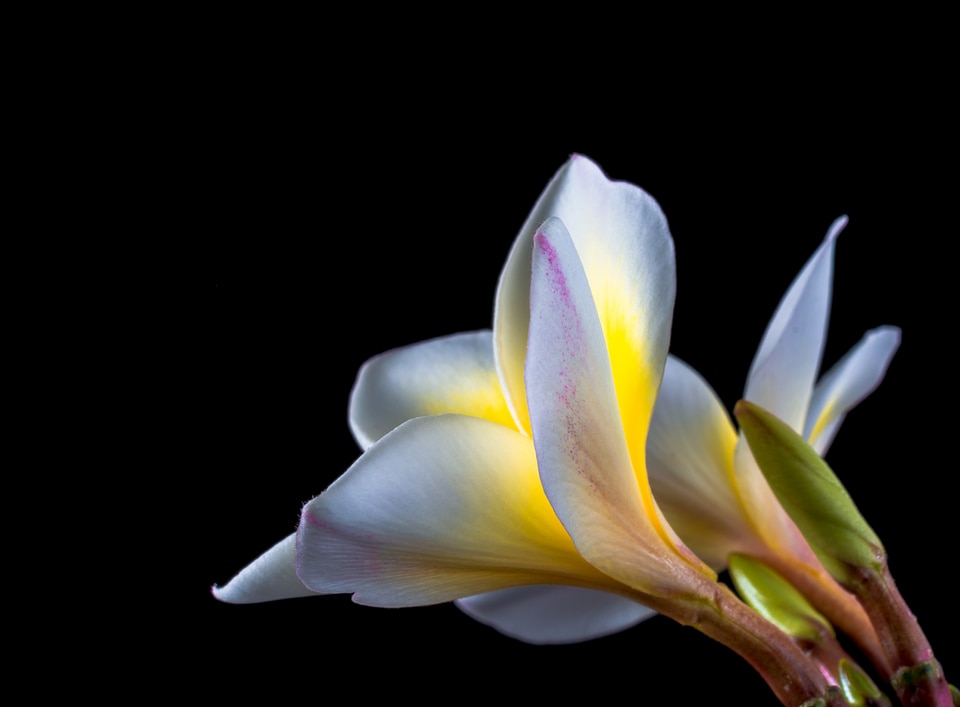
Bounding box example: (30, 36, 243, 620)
(171, 78, 954, 705)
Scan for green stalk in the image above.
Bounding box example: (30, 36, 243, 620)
(640, 577, 848, 707)
(735, 400, 953, 706)
(728, 553, 891, 705)
(845, 562, 951, 707)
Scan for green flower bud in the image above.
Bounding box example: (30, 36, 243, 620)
(734, 399, 885, 583)
(728, 553, 832, 642)
(839, 658, 889, 705)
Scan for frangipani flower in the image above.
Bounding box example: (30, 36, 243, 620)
(286, 213, 727, 613)
(214, 155, 698, 639)
(212, 156, 881, 704)
(646, 217, 900, 668)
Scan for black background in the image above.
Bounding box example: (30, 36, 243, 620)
(162, 55, 956, 705)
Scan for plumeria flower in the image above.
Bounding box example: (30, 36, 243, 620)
(289, 211, 729, 612)
(213, 156, 688, 642)
(214, 157, 848, 705)
(646, 217, 900, 670)
(208, 156, 892, 680)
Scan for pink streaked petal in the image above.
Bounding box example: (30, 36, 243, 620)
(212, 533, 318, 604)
(455, 585, 655, 644)
(744, 216, 846, 432)
(805, 325, 901, 455)
(296, 414, 622, 607)
(494, 154, 675, 458)
(526, 219, 711, 595)
(348, 330, 514, 449)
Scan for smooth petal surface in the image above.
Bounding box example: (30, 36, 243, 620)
(526, 220, 711, 595)
(648, 355, 763, 568)
(212, 533, 318, 604)
(805, 325, 901, 455)
(733, 218, 846, 553)
(455, 586, 656, 644)
(297, 414, 624, 607)
(348, 330, 514, 449)
(744, 216, 846, 431)
(495, 153, 675, 471)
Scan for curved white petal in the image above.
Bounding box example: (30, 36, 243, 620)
(744, 217, 846, 431)
(212, 533, 319, 604)
(805, 325, 901, 455)
(526, 220, 710, 595)
(455, 586, 656, 644)
(494, 153, 675, 463)
(297, 414, 623, 607)
(648, 356, 761, 568)
(348, 330, 514, 449)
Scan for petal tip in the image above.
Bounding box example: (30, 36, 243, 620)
(874, 324, 902, 341)
(210, 581, 237, 604)
(826, 215, 849, 241)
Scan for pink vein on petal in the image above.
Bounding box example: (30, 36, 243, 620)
(532, 229, 598, 492)
(533, 231, 580, 411)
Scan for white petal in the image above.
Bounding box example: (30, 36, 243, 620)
(526, 220, 710, 594)
(744, 217, 846, 431)
(494, 153, 675, 455)
(456, 586, 655, 644)
(212, 533, 318, 604)
(297, 414, 621, 607)
(805, 325, 901, 454)
(648, 356, 760, 568)
(348, 330, 514, 449)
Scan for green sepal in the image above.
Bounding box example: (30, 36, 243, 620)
(728, 553, 832, 642)
(733, 399, 885, 582)
(839, 658, 889, 705)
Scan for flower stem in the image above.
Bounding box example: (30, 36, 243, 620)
(658, 581, 848, 707)
(891, 661, 954, 707)
(761, 552, 893, 678)
(843, 561, 953, 706)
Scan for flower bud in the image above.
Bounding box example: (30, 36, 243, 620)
(733, 399, 885, 583)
